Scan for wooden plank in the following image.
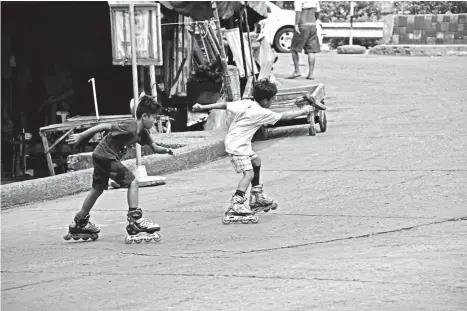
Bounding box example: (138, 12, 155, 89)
(40, 134, 55, 176)
(39, 115, 134, 134)
(44, 127, 76, 154)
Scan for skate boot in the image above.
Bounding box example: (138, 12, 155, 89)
(249, 185, 278, 213)
(125, 208, 162, 244)
(223, 195, 259, 225)
(63, 213, 100, 241)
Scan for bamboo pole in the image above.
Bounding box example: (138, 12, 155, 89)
(243, 3, 256, 81)
(238, 7, 249, 78)
(212, 1, 234, 100)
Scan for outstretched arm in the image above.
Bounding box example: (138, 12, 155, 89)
(67, 123, 113, 145)
(150, 143, 173, 155)
(192, 102, 227, 112)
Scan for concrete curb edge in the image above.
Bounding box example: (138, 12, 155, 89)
(1, 133, 227, 209)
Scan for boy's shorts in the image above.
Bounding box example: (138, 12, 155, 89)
(92, 155, 135, 190)
(230, 153, 258, 173)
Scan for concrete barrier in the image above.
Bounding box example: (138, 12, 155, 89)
(337, 45, 367, 54)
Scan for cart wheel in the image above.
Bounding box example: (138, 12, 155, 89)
(309, 124, 316, 136)
(319, 111, 327, 133)
(260, 126, 269, 140)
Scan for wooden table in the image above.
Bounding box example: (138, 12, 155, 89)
(39, 115, 134, 176)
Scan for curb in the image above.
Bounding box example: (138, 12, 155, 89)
(1, 131, 227, 209)
(369, 44, 467, 56)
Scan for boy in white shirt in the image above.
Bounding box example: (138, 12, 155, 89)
(193, 79, 312, 219)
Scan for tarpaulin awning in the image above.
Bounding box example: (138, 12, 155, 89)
(159, 1, 268, 23)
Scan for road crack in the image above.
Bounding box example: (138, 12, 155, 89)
(234, 216, 467, 254)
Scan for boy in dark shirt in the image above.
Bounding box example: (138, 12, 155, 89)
(64, 95, 173, 242)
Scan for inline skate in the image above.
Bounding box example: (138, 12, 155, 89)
(249, 184, 278, 213)
(64, 213, 100, 241)
(222, 195, 259, 225)
(125, 208, 162, 244)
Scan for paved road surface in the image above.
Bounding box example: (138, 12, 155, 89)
(2, 53, 467, 311)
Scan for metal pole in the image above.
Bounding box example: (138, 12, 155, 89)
(88, 78, 100, 120)
(130, 4, 142, 166)
(349, 1, 355, 45)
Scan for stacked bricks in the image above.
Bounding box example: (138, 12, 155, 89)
(391, 14, 467, 45)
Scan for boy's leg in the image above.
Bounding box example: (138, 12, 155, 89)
(128, 178, 139, 209)
(78, 188, 104, 217)
(229, 155, 255, 215)
(110, 162, 161, 235)
(65, 156, 107, 240)
(249, 155, 278, 211)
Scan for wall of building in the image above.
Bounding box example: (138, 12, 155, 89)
(391, 14, 467, 44)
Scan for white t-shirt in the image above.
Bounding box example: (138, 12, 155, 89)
(294, 0, 321, 12)
(225, 100, 282, 156)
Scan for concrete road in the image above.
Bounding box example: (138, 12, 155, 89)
(2, 53, 467, 311)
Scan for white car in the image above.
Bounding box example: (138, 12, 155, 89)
(257, 1, 324, 53)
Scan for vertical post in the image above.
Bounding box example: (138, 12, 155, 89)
(349, 1, 355, 45)
(41, 134, 55, 176)
(243, 3, 256, 81)
(212, 1, 235, 101)
(238, 9, 249, 78)
(130, 4, 142, 166)
(211, 1, 229, 76)
(149, 66, 158, 101)
(88, 78, 99, 120)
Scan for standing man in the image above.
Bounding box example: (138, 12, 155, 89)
(286, 0, 321, 80)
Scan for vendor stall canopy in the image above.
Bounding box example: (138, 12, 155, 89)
(108, 1, 268, 30)
(159, 1, 268, 24)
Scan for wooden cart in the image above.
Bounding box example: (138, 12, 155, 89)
(260, 83, 327, 139)
(39, 115, 135, 176)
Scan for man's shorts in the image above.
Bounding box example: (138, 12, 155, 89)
(92, 155, 135, 190)
(291, 24, 321, 54)
(230, 154, 258, 173)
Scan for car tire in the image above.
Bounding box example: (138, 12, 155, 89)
(274, 27, 294, 53)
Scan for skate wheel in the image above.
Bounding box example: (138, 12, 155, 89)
(222, 218, 230, 225)
(241, 218, 249, 224)
(144, 237, 152, 243)
(264, 208, 270, 213)
(72, 236, 80, 241)
(64, 233, 72, 241)
(135, 239, 143, 244)
(251, 216, 259, 224)
(82, 236, 89, 241)
(91, 234, 99, 241)
(153, 234, 162, 242)
(124, 236, 133, 244)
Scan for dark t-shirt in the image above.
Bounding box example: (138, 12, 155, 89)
(93, 120, 153, 160)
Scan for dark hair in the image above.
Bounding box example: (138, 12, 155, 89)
(253, 79, 277, 103)
(136, 95, 162, 119)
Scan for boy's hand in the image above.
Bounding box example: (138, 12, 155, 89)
(67, 133, 83, 145)
(192, 103, 204, 112)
